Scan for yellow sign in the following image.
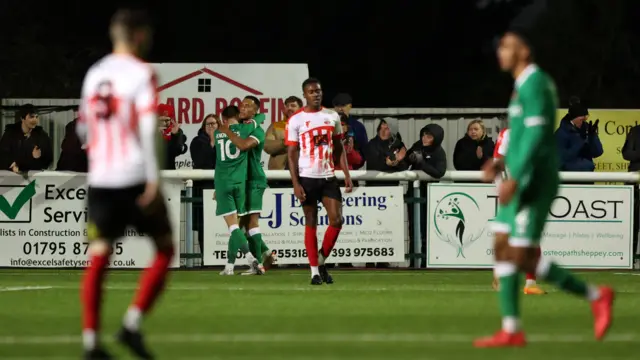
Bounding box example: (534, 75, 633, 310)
(556, 109, 640, 173)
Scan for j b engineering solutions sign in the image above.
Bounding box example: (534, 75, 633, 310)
(426, 184, 633, 269)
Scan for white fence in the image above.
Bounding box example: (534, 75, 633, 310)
(0, 170, 637, 270)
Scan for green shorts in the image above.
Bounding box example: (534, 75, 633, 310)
(215, 182, 247, 217)
(245, 181, 267, 214)
(492, 187, 557, 247)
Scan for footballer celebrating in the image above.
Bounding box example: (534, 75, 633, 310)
(286, 78, 353, 285)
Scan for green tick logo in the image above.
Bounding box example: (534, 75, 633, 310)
(0, 180, 36, 222)
(433, 192, 485, 258)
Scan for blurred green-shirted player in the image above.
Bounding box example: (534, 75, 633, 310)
(214, 105, 263, 276)
(474, 27, 614, 347)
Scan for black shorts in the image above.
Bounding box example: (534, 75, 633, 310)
(299, 177, 342, 206)
(87, 184, 172, 242)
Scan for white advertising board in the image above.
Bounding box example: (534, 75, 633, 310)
(426, 183, 633, 269)
(0, 173, 182, 268)
(203, 187, 405, 265)
(153, 63, 309, 169)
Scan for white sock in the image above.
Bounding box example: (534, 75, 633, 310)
(225, 263, 235, 271)
(82, 329, 97, 350)
(587, 285, 601, 302)
(502, 316, 520, 334)
(123, 306, 142, 332)
(311, 266, 320, 278)
(525, 279, 537, 287)
(318, 252, 326, 266)
(246, 252, 256, 263)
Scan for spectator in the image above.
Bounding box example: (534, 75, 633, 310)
(363, 118, 408, 269)
(333, 93, 368, 165)
(264, 96, 302, 172)
(405, 123, 447, 268)
(365, 118, 408, 183)
(56, 117, 88, 172)
(406, 124, 447, 179)
(158, 103, 188, 170)
(555, 103, 603, 171)
(622, 125, 640, 263)
(453, 119, 495, 170)
(0, 104, 53, 173)
(189, 114, 218, 254)
(336, 114, 364, 171)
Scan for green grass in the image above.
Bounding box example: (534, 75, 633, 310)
(0, 269, 639, 359)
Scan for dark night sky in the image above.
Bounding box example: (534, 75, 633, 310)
(2, 0, 640, 108)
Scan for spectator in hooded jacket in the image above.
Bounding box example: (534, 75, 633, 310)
(406, 124, 447, 179)
(555, 103, 603, 171)
(453, 119, 495, 170)
(0, 104, 53, 173)
(189, 114, 218, 253)
(405, 123, 447, 267)
(158, 103, 188, 169)
(56, 118, 88, 172)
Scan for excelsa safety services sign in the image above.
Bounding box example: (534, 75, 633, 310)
(426, 183, 634, 269)
(0, 173, 182, 269)
(152, 63, 309, 170)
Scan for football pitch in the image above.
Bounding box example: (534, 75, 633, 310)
(0, 269, 639, 359)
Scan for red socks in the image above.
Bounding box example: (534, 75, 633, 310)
(305, 226, 318, 266)
(133, 247, 174, 312)
(81, 254, 109, 331)
(526, 247, 543, 281)
(321, 225, 341, 258)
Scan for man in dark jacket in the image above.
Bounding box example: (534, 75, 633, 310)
(406, 124, 447, 178)
(365, 118, 408, 185)
(0, 104, 53, 173)
(555, 103, 603, 171)
(622, 125, 640, 264)
(56, 118, 88, 172)
(333, 93, 368, 163)
(158, 103, 188, 169)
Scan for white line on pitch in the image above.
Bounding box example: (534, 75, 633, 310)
(0, 286, 53, 292)
(0, 333, 637, 345)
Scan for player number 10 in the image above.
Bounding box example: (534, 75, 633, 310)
(218, 139, 240, 161)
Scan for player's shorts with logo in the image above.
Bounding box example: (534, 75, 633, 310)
(299, 176, 342, 206)
(215, 182, 247, 217)
(246, 181, 267, 214)
(493, 181, 558, 247)
(87, 184, 172, 242)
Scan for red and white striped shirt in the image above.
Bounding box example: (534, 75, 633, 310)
(78, 54, 159, 188)
(285, 108, 343, 178)
(494, 128, 510, 159)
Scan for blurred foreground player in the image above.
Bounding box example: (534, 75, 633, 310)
(78, 9, 174, 359)
(286, 78, 353, 285)
(475, 27, 613, 348)
(491, 128, 545, 295)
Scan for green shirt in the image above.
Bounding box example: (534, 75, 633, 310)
(214, 121, 257, 185)
(247, 126, 267, 184)
(506, 64, 559, 190)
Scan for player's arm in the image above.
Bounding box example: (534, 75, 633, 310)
(219, 126, 259, 151)
(76, 75, 91, 145)
(285, 121, 302, 187)
(136, 72, 160, 185)
(508, 80, 548, 190)
(332, 117, 352, 179)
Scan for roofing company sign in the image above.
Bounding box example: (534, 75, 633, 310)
(152, 63, 309, 169)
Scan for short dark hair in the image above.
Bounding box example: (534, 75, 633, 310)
(110, 8, 152, 40)
(285, 96, 303, 107)
(302, 78, 320, 91)
(221, 105, 240, 120)
(18, 104, 37, 122)
(244, 96, 260, 110)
